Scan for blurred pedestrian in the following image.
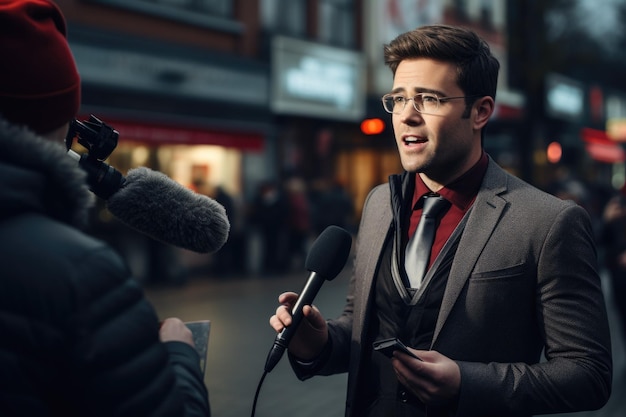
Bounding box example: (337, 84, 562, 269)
(249, 180, 290, 274)
(599, 189, 626, 363)
(544, 154, 609, 238)
(0, 1, 210, 415)
(311, 179, 355, 235)
(212, 185, 238, 274)
(285, 176, 312, 269)
(269, 24, 611, 417)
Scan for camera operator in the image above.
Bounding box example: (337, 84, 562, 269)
(0, 1, 210, 416)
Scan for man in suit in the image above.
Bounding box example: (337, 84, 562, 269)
(269, 25, 612, 417)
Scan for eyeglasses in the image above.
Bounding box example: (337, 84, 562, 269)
(381, 92, 477, 115)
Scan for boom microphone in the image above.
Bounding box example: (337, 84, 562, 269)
(68, 149, 230, 253)
(264, 225, 352, 372)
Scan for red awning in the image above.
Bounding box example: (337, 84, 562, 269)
(581, 127, 626, 163)
(492, 103, 524, 120)
(78, 115, 264, 152)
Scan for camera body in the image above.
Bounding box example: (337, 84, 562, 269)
(65, 115, 119, 160)
(65, 115, 125, 199)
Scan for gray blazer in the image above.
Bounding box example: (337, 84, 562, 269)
(308, 158, 612, 417)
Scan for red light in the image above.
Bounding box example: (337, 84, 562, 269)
(547, 141, 562, 164)
(360, 118, 385, 135)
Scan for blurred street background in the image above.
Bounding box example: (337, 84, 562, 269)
(51, 0, 626, 415)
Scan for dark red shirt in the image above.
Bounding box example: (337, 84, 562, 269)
(408, 152, 489, 270)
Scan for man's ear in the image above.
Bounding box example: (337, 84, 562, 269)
(473, 96, 494, 130)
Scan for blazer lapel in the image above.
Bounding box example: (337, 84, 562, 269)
(432, 160, 509, 344)
(353, 186, 394, 338)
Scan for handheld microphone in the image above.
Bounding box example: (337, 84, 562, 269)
(68, 150, 230, 253)
(264, 225, 352, 372)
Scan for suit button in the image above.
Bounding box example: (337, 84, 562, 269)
(400, 390, 408, 403)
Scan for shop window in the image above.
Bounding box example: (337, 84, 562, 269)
(318, 0, 355, 48)
(260, 0, 306, 37)
(479, 0, 494, 30)
(453, 0, 469, 21)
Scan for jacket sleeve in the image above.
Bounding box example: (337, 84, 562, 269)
(163, 341, 211, 417)
(67, 243, 210, 417)
(455, 204, 612, 417)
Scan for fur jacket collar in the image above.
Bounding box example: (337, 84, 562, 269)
(0, 117, 94, 229)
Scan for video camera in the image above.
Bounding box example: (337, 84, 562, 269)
(65, 115, 125, 199)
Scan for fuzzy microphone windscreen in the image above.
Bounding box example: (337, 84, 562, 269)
(106, 167, 230, 253)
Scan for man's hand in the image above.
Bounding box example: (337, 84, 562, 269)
(269, 291, 329, 360)
(392, 349, 461, 406)
(159, 317, 195, 348)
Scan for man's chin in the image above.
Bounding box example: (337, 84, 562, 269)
(400, 158, 427, 173)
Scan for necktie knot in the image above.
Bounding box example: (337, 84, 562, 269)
(421, 194, 450, 218)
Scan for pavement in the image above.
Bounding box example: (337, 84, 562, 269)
(143, 259, 626, 417)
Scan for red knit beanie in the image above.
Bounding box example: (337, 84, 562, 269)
(0, 0, 80, 134)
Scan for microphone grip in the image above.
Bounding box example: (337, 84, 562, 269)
(282, 271, 322, 338)
(264, 272, 324, 372)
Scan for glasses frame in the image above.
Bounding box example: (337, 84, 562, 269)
(381, 92, 479, 115)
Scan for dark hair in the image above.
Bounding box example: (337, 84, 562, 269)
(384, 25, 500, 104)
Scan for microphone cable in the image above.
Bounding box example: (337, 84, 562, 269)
(250, 370, 268, 417)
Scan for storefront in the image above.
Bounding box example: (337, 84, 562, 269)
(66, 24, 274, 281)
(69, 24, 273, 203)
(268, 35, 373, 213)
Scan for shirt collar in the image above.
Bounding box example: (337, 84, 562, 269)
(412, 151, 488, 212)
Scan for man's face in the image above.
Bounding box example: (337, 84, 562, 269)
(390, 58, 484, 189)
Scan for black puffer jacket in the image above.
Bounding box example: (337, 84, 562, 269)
(0, 118, 210, 417)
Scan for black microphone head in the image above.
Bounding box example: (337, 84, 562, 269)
(305, 225, 352, 280)
(106, 167, 230, 253)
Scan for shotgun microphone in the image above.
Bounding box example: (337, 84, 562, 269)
(68, 150, 230, 253)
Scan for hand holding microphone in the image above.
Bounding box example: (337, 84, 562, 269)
(271, 291, 329, 361)
(265, 225, 352, 372)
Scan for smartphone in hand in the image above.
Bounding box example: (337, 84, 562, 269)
(373, 337, 422, 360)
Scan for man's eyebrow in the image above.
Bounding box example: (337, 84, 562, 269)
(389, 87, 444, 95)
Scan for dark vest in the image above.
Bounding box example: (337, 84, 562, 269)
(357, 218, 466, 417)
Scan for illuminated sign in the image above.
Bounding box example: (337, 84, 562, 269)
(271, 36, 366, 121)
(607, 118, 626, 142)
(545, 73, 584, 121)
(606, 95, 626, 141)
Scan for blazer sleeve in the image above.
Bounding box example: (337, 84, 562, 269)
(455, 203, 612, 417)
